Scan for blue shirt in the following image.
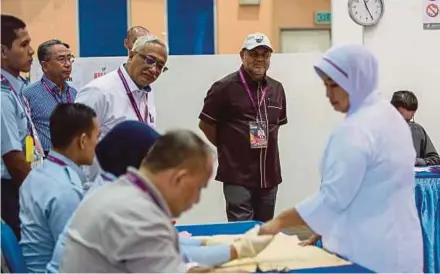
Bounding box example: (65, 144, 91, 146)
(1, 69, 28, 179)
(46, 171, 115, 273)
(23, 76, 77, 152)
(19, 150, 85, 273)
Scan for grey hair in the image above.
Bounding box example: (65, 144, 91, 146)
(132, 35, 168, 55)
(37, 39, 70, 62)
(141, 129, 213, 173)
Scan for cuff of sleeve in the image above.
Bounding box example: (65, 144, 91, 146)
(199, 112, 217, 125)
(1, 141, 23, 156)
(295, 192, 338, 237)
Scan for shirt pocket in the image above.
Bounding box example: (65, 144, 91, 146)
(17, 108, 28, 137)
(266, 104, 282, 125)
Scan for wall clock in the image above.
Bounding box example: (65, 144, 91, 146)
(348, 0, 385, 26)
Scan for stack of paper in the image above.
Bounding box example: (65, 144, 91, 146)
(195, 233, 351, 272)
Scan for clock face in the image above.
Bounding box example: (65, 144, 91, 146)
(348, 0, 384, 26)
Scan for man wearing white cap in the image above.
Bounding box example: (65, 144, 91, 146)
(199, 33, 288, 222)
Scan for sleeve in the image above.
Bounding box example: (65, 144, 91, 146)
(179, 236, 203, 246)
(421, 128, 440, 166)
(278, 84, 288, 125)
(198, 81, 227, 125)
(1, 93, 23, 156)
(116, 208, 187, 272)
(295, 125, 370, 237)
(75, 85, 107, 125)
(181, 244, 231, 268)
(47, 187, 82, 242)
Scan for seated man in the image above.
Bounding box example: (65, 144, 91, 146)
(19, 103, 100, 273)
(391, 90, 440, 166)
(47, 122, 271, 272)
(59, 130, 273, 272)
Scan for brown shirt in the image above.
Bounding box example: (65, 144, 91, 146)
(199, 67, 287, 188)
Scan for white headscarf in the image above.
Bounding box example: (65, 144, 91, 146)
(314, 44, 379, 115)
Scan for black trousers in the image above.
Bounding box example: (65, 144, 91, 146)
(1, 179, 21, 240)
(223, 184, 278, 222)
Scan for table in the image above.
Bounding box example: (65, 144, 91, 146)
(176, 221, 374, 273)
(415, 169, 440, 273)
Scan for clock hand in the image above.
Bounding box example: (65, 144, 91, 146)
(363, 0, 374, 20)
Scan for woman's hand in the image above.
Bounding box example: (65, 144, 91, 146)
(298, 233, 321, 246)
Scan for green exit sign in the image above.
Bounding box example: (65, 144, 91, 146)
(315, 11, 331, 24)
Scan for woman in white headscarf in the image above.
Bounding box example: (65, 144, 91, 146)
(256, 45, 423, 272)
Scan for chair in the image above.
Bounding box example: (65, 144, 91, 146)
(1, 220, 27, 273)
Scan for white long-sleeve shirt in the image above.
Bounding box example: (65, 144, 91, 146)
(296, 94, 423, 273)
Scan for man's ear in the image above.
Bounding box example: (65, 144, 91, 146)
(1, 45, 8, 61)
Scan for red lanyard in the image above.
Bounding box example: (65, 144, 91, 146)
(1, 74, 31, 116)
(41, 78, 71, 103)
(46, 154, 67, 166)
(239, 69, 268, 112)
(117, 68, 149, 123)
(127, 172, 167, 214)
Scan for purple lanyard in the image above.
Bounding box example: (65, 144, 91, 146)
(117, 68, 149, 123)
(1, 74, 31, 116)
(41, 79, 71, 103)
(46, 154, 67, 166)
(238, 69, 268, 112)
(126, 172, 166, 214)
(101, 173, 114, 182)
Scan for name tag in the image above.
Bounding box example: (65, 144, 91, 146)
(249, 120, 268, 149)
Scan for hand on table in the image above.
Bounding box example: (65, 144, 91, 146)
(298, 233, 321, 246)
(232, 235, 274, 258)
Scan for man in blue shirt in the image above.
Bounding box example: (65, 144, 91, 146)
(1, 14, 37, 239)
(19, 103, 101, 273)
(24, 39, 77, 156)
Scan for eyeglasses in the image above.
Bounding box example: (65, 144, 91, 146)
(53, 54, 75, 64)
(135, 52, 168, 73)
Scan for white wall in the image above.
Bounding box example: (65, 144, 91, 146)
(29, 0, 440, 225)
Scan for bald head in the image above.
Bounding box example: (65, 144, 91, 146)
(124, 26, 150, 52)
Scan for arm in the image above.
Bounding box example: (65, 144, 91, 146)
(198, 82, 226, 146)
(262, 125, 369, 237)
(1, 94, 30, 185)
(418, 128, 440, 166)
(198, 121, 217, 147)
(47, 187, 82, 242)
(278, 84, 288, 126)
(74, 85, 106, 125)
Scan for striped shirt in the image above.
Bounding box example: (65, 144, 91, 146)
(23, 76, 77, 152)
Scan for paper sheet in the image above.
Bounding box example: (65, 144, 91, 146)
(195, 233, 351, 272)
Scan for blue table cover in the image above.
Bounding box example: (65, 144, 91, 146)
(415, 169, 440, 273)
(176, 221, 373, 273)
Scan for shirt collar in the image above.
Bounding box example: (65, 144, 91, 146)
(48, 150, 87, 183)
(119, 64, 152, 93)
(126, 167, 172, 217)
(41, 75, 70, 92)
(1, 68, 24, 94)
(100, 171, 117, 182)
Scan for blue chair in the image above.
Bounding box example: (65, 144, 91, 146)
(1, 220, 27, 273)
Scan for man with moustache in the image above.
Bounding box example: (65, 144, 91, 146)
(24, 39, 77, 156)
(198, 33, 288, 222)
(124, 25, 150, 52)
(75, 34, 167, 182)
(1, 14, 42, 238)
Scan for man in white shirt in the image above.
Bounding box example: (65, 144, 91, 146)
(256, 45, 423, 273)
(75, 35, 168, 181)
(75, 34, 168, 136)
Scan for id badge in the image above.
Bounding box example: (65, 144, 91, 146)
(249, 121, 268, 149)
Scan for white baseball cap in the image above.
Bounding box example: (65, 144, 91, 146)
(241, 33, 273, 52)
